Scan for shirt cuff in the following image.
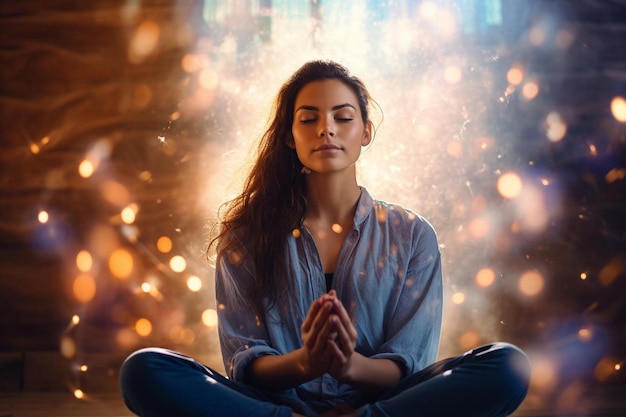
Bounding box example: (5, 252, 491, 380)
(369, 352, 410, 378)
(231, 344, 281, 382)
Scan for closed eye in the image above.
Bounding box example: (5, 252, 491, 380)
(336, 117, 353, 122)
(299, 119, 317, 124)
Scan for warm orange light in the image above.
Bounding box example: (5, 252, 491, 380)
(606, 168, 626, 183)
(578, 328, 593, 342)
(451, 292, 465, 305)
(156, 236, 172, 253)
(469, 217, 489, 239)
(611, 96, 626, 122)
(458, 330, 480, 351)
(60, 336, 77, 359)
(518, 270, 544, 296)
(181, 54, 200, 73)
(169, 255, 187, 273)
(76, 250, 93, 272)
(202, 309, 218, 327)
(129, 20, 160, 63)
(446, 139, 462, 158)
(506, 65, 524, 86)
(497, 172, 523, 199)
(78, 160, 95, 178)
(595, 356, 619, 382)
(187, 275, 202, 292)
(37, 210, 49, 224)
(475, 268, 496, 287)
(546, 112, 567, 142)
(530, 356, 558, 393)
(73, 274, 96, 303)
(109, 249, 133, 279)
(135, 318, 153, 337)
(74, 389, 85, 399)
(121, 206, 136, 224)
(522, 81, 539, 100)
(101, 180, 131, 208)
(331, 223, 343, 234)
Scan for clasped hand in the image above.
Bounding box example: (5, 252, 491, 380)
(300, 289, 357, 382)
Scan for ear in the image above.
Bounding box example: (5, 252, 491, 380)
(361, 121, 373, 147)
(286, 135, 295, 149)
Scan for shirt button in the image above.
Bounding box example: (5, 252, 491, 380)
(326, 383, 333, 391)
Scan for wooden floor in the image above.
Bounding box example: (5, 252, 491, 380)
(1, 386, 626, 417)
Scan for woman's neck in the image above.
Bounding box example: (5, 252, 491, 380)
(304, 172, 361, 224)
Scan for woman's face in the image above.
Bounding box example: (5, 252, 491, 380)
(291, 79, 371, 175)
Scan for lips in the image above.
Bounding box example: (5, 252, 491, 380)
(314, 144, 341, 151)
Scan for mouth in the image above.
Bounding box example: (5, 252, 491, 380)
(314, 144, 341, 151)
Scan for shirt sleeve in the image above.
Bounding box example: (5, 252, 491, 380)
(215, 249, 281, 382)
(369, 215, 443, 375)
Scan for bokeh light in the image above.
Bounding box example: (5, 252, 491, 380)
(202, 309, 218, 327)
(109, 248, 133, 279)
(135, 318, 153, 337)
(611, 96, 626, 122)
(37, 210, 49, 224)
(73, 274, 96, 303)
(157, 236, 173, 253)
(497, 172, 523, 199)
(518, 270, 545, 297)
(186, 275, 202, 292)
(75, 250, 93, 272)
(475, 268, 496, 288)
(169, 255, 187, 273)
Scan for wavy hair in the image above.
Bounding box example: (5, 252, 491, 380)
(210, 60, 373, 315)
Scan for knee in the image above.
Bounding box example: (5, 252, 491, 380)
(120, 348, 171, 394)
(487, 343, 531, 397)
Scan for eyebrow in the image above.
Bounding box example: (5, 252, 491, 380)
(295, 103, 357, 113)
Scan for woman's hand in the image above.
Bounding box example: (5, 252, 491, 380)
(300, 290, 358, 381)
(300, 292, 342, 378)
(324, 290, 358, 381)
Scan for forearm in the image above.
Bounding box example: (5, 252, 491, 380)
(245, 348, 314, 391)
(340, 352, 403, 394)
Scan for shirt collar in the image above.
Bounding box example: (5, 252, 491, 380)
(354, 187, 373, 228)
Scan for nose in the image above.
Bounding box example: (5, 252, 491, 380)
(318, 117, 335, 137)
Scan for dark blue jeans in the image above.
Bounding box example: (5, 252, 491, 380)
(120, 343, 530, 417)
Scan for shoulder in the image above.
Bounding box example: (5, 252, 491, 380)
(361, 189, 437, 236)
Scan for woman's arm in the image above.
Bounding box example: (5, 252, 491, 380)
(339, 353, 403, 394)
(324, 291, 403, 394)
(245, 293, 341, 390)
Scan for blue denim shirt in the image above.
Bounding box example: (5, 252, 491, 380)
(215, 188, 442, 411)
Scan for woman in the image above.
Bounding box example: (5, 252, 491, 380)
(120, 60, 530, 417)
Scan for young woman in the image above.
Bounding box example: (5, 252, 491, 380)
(120, 60, 530, 417)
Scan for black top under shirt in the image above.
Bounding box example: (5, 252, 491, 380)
(325, 273, 333, 293)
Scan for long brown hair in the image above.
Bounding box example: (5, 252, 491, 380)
(210, 60, 373, 315)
